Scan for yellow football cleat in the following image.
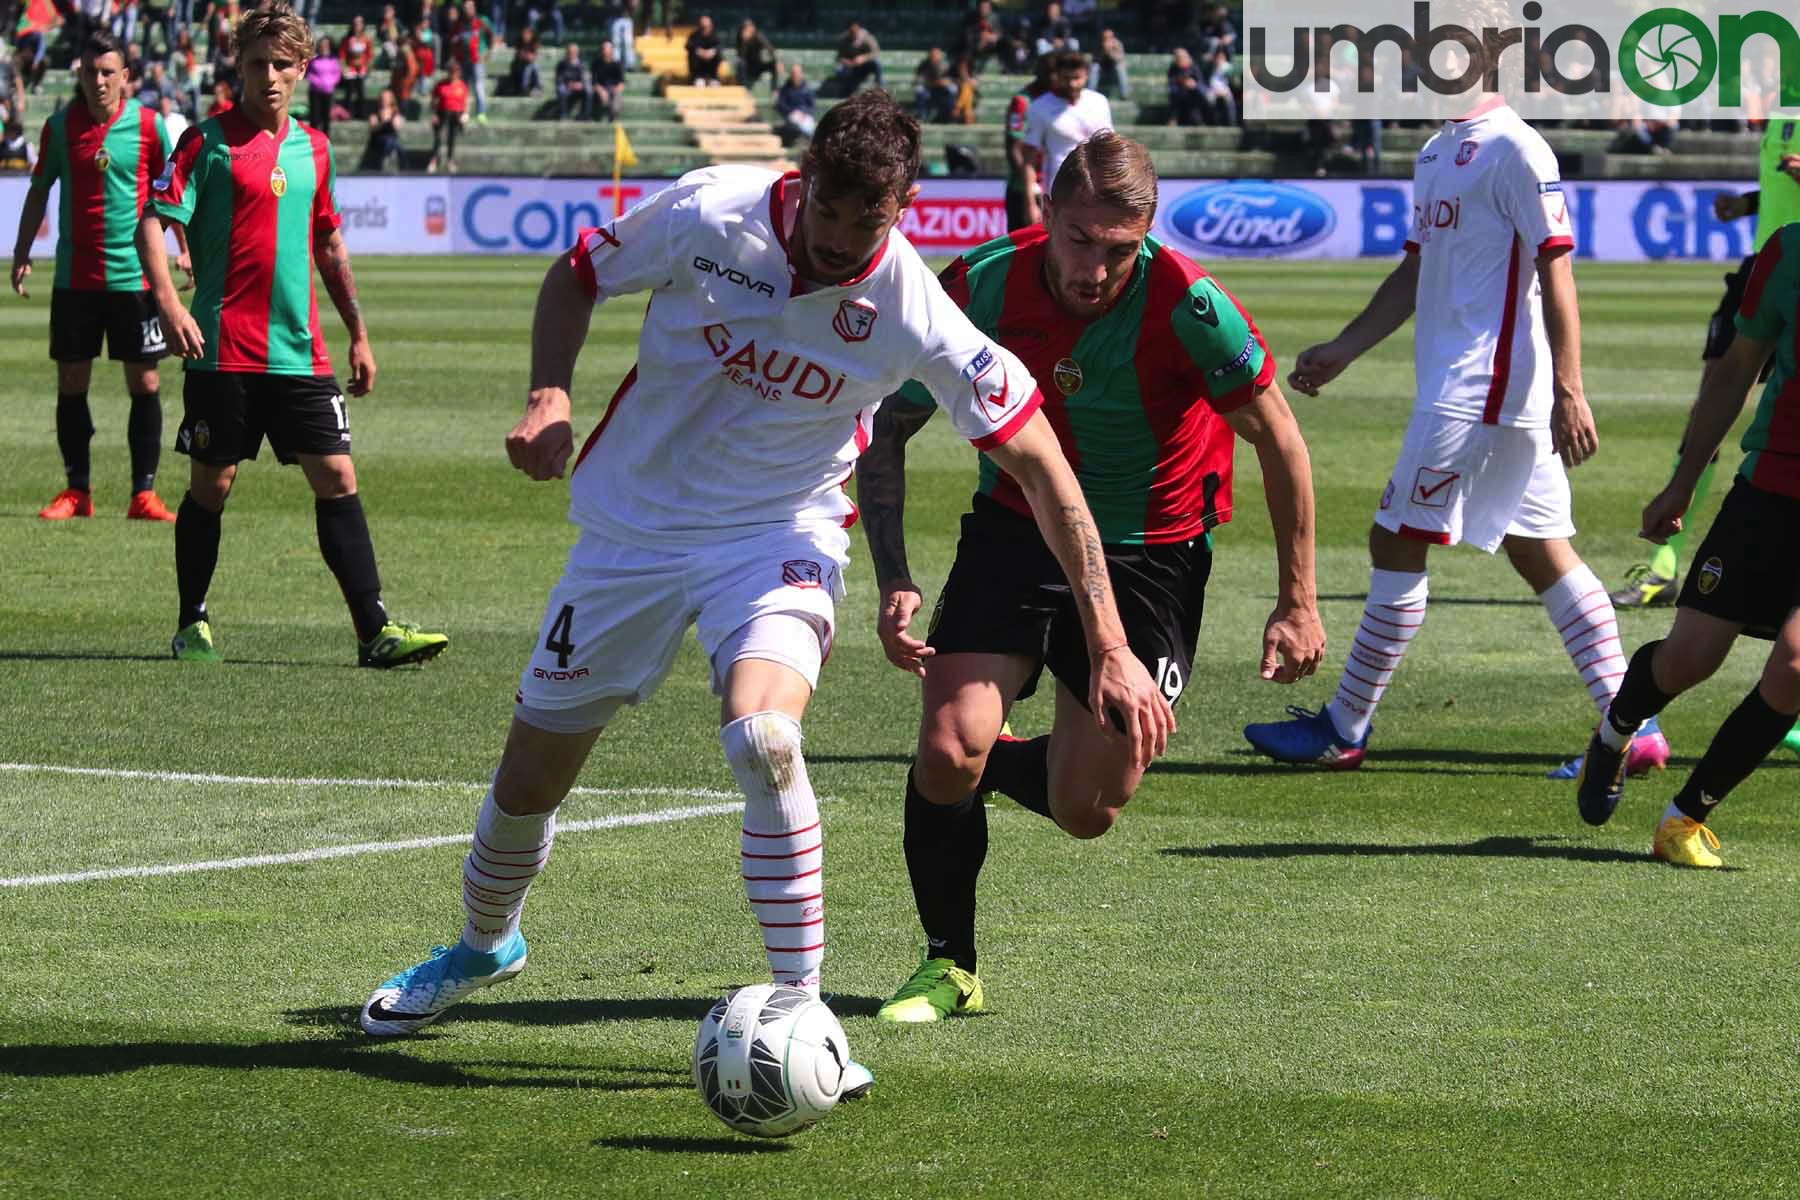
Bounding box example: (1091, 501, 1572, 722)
(877, 956, 985, 1023)
(1652, 814, 1722, 868)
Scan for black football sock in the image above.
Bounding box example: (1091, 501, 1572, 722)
(56, 391, 94, 492)
(175, 492, 221, 629)
(315, 494, 389, 642)
(1672, 684, 1798, 822)
(127, 391, 163, 494)
(978, 734, 1053, 820)
(1607, 640, 1678, 738)
(902, 766, 986, 974)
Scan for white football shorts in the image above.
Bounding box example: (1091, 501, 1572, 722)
(515, 523, 849, 722)
(1373, 411, 1576, 553)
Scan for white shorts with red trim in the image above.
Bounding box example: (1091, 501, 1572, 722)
(515, 523, 848, 716)
(1373, 412, 1575, 552)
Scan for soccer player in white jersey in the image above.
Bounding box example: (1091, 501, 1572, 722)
(1243, 94, 1669, 775)
(1023, 49, 1111, 202)
(358, 91, 1174, 1085)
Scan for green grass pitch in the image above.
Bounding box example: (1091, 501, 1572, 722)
(3, 256, 1798, 1198)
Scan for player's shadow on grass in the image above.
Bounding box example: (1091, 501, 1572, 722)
(1155, 748, 1603, 778)
(0, 1039, 692, 1090)
(0, 650, 295, 667)
(1163, 835, 1743, 869)
(594, 1134, 790, 1154)
(285, 993, 887, 1030)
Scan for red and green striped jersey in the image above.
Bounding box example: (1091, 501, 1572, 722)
(29, 97, 172, 292)
(898, 228, 1274, 544)
(1004, 81, 1048, 193)
(150, 109, 342, 375)
(1731, 222, 1800, 499)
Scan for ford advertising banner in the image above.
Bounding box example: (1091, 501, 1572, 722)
(0, 176, 1762, 262)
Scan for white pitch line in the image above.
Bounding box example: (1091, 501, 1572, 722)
(0, 802, 743, 889)
(0, 761, 738, 801)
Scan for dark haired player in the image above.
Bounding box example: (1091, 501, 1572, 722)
(859, 130, 1324, 1022)
(1575, 223, 1800, 868)
(12, 30, 186, 522)
(358, 91, 1173, 1092)
(140, 4, 446, 667)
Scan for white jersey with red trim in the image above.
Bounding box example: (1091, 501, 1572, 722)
(1405, 100, 1575, 428)
(1023, 88, 1112, 199)
(564, 165, 1044, 547)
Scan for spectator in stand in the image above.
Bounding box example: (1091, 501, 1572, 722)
(913, 47, 954, 124)
(141, 0, 173, 56)
(111, 0, 140, 54)
(1202, 45, 1236, 125)
(526, 0, 565, 44)
(606, 0, 636, 70)
(123, 42, 145, 92)
(685, 14, 721, 86)
(1166, 46, 1204, 126)
(1033, 2, 1076, 56)
(998, 13, 1033, 73)
(951, 55, 979, 124)
(390, 35, 419, 107)
(0, 117, 35, 171)
(736, 18, 777, 94)
(210, 26, 238, 93)
(454, 0, 491, 123)
(1095, 27, 1128, 100)
(362, 86, 405, 171)
(504, 26, 541, 95)
(205, 76, 234, 117)
(636, 0, 673, 41)
(431, 58, 469, 171)
(412, 22, 437, 98)
(774, 60, 814, 140)
(306, 35, 341, 133)
(171, 28, 200, 113)
(833, 20, 881, 94)
(554, 40, 589, 119)
(959, 0, 999, 75)
(158, 91, 187, 143)
(1195, 2, 1235, 61)
(135, 60, 169, 111)
(343, 15, 374, 115)
(591, 38, 624, 120)
(0, 51, 21, 128)
(378, 5, 403, 67)
(13, 0, 57, 94)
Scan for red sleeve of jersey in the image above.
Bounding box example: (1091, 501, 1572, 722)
(1738, 231, 1785, 323)
(310, 131, 343, 241)
(968, 387, 1044, 452)
(1537, 234, 1573, 254)
(28, 117, 55, 189)
(569, 226, 601, 301)
(936, 256, 972, 305)
(152, 125, 207, 217)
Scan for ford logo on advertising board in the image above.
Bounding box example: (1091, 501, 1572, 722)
(1164, 182, 1337, 257)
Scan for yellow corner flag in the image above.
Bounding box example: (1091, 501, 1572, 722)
(612, 123, 638, 217)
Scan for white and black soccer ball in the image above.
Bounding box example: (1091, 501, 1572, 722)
(692, 984, 851, 1138)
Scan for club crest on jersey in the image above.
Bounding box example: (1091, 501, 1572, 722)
(1698, 556, 1723, 595)
(94, 147, 111, 172)
(193, 420, 211, 451)
(833, 298, 877, 343)
(270, 165, 287, 197)
(1053, 357, 1083, 396)
(782, 559, 824, 588)
(1455, 140, 1479, 166)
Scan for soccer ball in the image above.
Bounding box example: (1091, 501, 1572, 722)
(692, 984, 851, 1138)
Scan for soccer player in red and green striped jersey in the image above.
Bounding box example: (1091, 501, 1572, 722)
(858, 131, 1325, 1020)
(10, 29, 188, 522)
(1576, 222, 1800, 869)
(137, 3, 446, 669)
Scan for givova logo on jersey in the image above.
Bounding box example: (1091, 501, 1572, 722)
(703, 323, 848, 405)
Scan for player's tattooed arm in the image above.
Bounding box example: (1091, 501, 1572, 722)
(318, 228, 376, 395)
(856, 399, 934, 587)
(858, 398, 937, 676)
(317, 228, 366, 340)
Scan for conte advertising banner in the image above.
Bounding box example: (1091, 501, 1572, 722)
(1, 175, 1766, 262)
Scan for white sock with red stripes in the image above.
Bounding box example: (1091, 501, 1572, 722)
(461, 789, 555, 952)
(722, 711, 824, 995)
(1326, 567, 1429, 744)
(1539, 563, 1627, 715)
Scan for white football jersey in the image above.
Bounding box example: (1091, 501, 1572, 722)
(1405, 99, 1575, 428)
(564, 166, 1044, 546)
(1023, 88, 1112, 198)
